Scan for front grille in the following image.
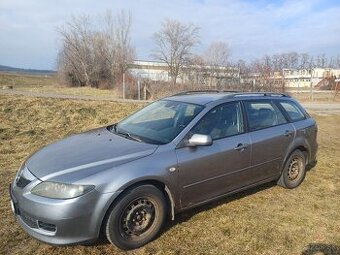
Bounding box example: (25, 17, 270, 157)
(38, 221, 56, 232)
(16, 176, 31, 188)
(20, 211, 38, 229)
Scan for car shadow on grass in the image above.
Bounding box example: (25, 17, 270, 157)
(306, 160, 318, 171)
(163, 181, 277, 232)
(301, 243, 340, 255)
(83, 181, 277, 248)
(83, 164, 320, 249)
(168, 160, 318, 230)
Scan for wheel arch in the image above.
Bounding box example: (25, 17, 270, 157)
(99, 179, 176, 238)
(282, 144, 309, 173)
(119, 179, 175, 220)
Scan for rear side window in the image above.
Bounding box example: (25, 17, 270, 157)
(244, 101, 287, 131)
(279, 101, 306, 122)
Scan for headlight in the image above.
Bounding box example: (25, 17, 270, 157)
(31, 182, 94, 199)
(15, 162, 25, 182)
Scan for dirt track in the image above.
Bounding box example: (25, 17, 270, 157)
(0, 88, 148, 103)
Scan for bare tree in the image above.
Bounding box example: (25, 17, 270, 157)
(104, 10, 134, 78)
(336, 55, 340, 68)
(289, 52, 300, 68)
(249, 54, 286, 92)
(316, 54, 328, 68)
(152, 19, 200, 85)
(234, 59, 251, 91)
(57, 10, 134, 88)
(204, 41, 230, 66)
(202, 41, 231, 87)
(57, 15, 93, 87)
(299, 53, 311, 69)
(184, 54, 207, 86)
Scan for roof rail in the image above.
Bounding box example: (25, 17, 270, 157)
(231, 92, 291, 98)
(170, 90, 291, 98)
(172, 90, 240, 96)
(172, 90, 220, 96)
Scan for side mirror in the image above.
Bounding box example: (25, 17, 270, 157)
(187, 134, 213, 147)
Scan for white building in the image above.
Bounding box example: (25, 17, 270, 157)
(128, 60, 240, 85)
(128, 61, 340, 89)
(283, 68, 340, 88)
(128, 60, 170, 81)
(283, 69, 312, 88)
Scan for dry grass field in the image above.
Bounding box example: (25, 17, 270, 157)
(0, 73, 118, 99)
(0, 93, 339, 255)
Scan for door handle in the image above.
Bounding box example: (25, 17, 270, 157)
(284, 130, 294, 137)
(234, 143, 249, 151)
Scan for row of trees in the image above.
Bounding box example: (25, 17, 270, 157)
(57, 12, 232, 88)
(151, 19, 232, 85)
(57, 10, 340, 92)
(237, 53, 340, 91)
(246, 52, 340, 75)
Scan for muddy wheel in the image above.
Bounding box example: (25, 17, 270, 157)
(105, 185, 167, 250)
(278, 150, 306, 189)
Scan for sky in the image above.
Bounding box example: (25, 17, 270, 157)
(0, 0, 339, 70)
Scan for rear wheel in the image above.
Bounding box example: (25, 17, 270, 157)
(278, 150, 306, 189)
(105, 185, 167, 250)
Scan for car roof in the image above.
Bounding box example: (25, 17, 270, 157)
(164, 91, 291, 105)
(166, 93, 228, 105)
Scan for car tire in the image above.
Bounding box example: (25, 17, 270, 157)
(105, 184, 167, 250)
(278, 149, 306, 189)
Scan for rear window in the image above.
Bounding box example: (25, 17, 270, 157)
(244, 100, 287, 131)
(279, 101, 306, 122)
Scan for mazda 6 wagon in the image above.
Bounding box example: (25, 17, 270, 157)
(10, 91, 318, 250)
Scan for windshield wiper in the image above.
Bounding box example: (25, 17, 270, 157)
(119, 131, 143, 142)
(112, 125, 143, 143)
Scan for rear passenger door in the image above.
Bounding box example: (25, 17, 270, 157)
(277, 100, 318, 163)
(243, 100, 295, 182)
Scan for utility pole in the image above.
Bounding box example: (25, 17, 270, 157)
(137, 72, 148, 100)
(137, 77, 141, 100)
(310, 69, 314, 101)
(122, 72, 126, 100)
(281, 69, 285, 92)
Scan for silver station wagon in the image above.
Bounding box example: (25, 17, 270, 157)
(10, 91, 318, 250)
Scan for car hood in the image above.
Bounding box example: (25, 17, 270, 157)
(26, 127, 158, 181)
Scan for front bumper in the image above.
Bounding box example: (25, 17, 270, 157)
(9, 181, 120, 245)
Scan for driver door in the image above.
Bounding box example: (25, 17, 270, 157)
(175, 101, 251, 208)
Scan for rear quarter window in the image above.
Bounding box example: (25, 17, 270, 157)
(244, 100, 287, 131)
(279, 101, 306, 122)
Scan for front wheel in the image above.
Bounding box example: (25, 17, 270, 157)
(105, 185, 167, 250)
(278, 150, 306, 189)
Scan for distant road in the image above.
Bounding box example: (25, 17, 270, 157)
(1, 88, 340, 113)
(301, 103, 340, 113)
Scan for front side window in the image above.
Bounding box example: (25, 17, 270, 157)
(244, 100, 287, 131)
(115, 100, 204, 144)
(191, 102, 244, 140)
(279, 101, 306, 122)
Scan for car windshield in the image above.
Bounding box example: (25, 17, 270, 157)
(112, 100, 204, 145)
